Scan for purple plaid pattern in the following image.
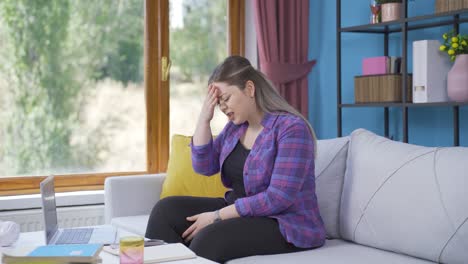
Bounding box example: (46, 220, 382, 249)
(191, 113, 326, 248)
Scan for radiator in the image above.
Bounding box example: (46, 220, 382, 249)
(0, 205, 105, 232)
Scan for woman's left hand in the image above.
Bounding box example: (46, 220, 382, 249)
(182, 212, 216, 242)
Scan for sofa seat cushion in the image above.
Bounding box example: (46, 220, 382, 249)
(111, 215, 149, 237)
(226, 239, 434, 264)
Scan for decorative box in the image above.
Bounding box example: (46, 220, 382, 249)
(354, 74, 412, 103)
(435, 0, 468, 13)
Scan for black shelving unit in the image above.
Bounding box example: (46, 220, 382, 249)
(337, 0, 468, 146)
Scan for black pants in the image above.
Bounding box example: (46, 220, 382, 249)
(145, 196, 307, 263)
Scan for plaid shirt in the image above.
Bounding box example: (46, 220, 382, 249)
(191, 113, 326, 248)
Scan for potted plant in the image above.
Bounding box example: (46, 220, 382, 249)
(439, 30, 468, 102)
(376, 0, 402, 22)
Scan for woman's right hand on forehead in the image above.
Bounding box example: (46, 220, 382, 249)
(198, 84, 219, 124)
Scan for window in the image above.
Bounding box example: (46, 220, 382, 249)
(0, 0, 244, 196)
(0, 0, 146, 195)
(169, 0, 229, 138)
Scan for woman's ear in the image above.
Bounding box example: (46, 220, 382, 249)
(245, 80, 255, 98)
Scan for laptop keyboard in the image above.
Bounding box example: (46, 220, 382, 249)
(56, 228, 93, 244)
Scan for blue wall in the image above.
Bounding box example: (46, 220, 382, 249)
(309, 0, 468, 147)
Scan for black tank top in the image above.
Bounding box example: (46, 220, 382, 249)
(222, 140, 250, 204)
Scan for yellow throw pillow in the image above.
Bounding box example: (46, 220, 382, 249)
(160, 134, 228, 199)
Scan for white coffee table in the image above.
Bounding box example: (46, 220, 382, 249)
(0, 227, 218, 264)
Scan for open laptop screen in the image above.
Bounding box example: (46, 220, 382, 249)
(40, 175, 58, 244)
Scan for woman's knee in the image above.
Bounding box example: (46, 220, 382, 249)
(189, 225, 229, 263)
(146, 197, 183, 238)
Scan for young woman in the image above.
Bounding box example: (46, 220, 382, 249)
(145, 56, 325, 263)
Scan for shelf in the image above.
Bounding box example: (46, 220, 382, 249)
(340, 103, 404, 107)
(337, 0, 465, 145)
(340, 20, 404, 34)
(340, 8, 468, 34)
(340, 102, 468, 108)
(406, 102, 468, 107)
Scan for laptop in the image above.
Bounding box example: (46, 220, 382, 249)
(40, 175, 117, 245)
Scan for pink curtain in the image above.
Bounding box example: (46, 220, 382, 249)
(253, 0, 315, 117)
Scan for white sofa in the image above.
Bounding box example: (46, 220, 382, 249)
(104, 129, 468, 264)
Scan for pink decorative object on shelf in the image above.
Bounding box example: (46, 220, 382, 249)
(362, 56, 388, 75)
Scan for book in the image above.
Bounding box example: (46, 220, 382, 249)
(2, 254, 102, 264)
(2, 244, 103, 264)
(389, 56, 401, 74)
(144, 243, 196, 263)
(28, 244, 103, 257)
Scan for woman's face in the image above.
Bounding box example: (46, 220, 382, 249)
(213, 81, 255, 125)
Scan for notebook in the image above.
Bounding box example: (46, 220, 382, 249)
(2, 244, 103, 264)
(144, 243, 196, 263)
(40, 175, 117, 245)
(28, 243, 103, 257)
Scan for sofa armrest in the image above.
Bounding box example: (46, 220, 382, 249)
(104, 173, 166, 224)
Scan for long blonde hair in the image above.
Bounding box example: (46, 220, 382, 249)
(208, 56, 317, 155)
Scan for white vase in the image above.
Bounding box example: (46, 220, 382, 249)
(447, 54, 468, 102)
(381, 3, 401, 22)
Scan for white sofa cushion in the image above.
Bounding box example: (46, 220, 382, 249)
(111, 215, 149, 237)
(226, 239, 434, 264)
(315, 137, 349, 238)
(104, 174, 166, 223)
(340, 129, 468, 263)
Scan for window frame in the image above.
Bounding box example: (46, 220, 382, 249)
(0, 0, 244, 196)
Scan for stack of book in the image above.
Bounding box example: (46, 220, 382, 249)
(2, 244, 103, 264)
